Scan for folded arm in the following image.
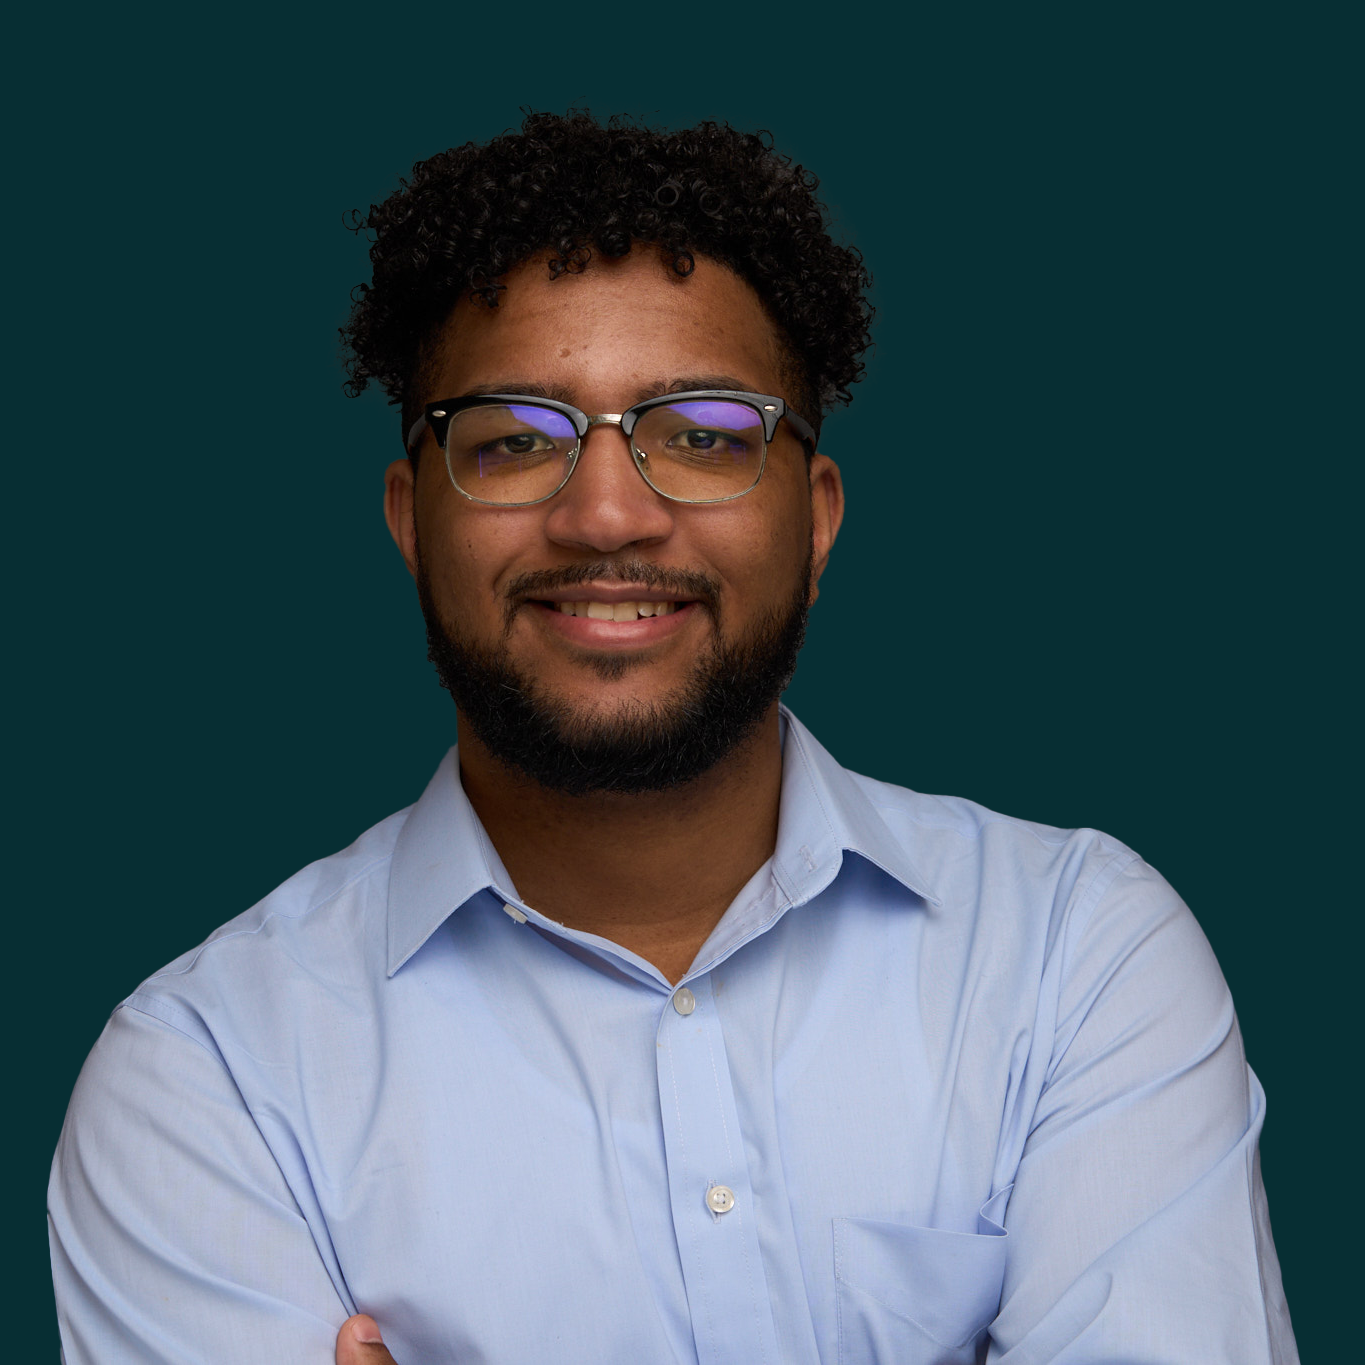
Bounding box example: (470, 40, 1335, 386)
(49, 1004, 351, 1364)
(988, 858, 1297, 1362)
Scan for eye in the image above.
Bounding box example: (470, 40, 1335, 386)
(666, 428, 749, 460)
(678, 429, 720, 451)
(479, 432, 555, 460)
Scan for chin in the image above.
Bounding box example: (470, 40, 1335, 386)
(420, 593, 808, 798)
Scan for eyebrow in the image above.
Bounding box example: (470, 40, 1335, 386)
(449, 375, 767, 409)
(456, 381, 577, 404)
(652, 375, 763, 402)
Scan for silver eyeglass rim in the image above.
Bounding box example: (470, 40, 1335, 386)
(403, 388, 817, 508)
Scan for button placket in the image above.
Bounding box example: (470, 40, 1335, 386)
(655, 972, 781, 1364)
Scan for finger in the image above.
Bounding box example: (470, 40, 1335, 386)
(336, 1314, 400, 1365)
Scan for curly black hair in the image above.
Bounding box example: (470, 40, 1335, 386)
(341, 111, 873, 445)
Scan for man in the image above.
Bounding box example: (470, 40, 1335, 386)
(49, 113, 1297, 1364)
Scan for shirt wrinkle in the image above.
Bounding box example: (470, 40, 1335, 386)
(49, 707, 1297, 1365)
(152, 848, 397, 983)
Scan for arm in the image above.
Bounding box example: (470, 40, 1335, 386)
(49, 1004, 351, 1364)
(988, 858, 1297, 1363)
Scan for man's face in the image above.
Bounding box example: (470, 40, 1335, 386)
(385, 251, 843, 793)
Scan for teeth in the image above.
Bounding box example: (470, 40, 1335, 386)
(554, 600, 678, 619)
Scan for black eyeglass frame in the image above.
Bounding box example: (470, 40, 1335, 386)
(405, 389, 817, 507)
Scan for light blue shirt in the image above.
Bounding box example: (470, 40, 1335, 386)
(49, 710, 1296, 1363)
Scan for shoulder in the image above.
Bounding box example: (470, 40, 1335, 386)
(121, 803, 412, 1058)
(783, 711, 1186, 977)
(784, 711, 1144, 923)
(833, 758, 1224, 1037)
(855, 766, 1224, 1030)
(858, 766, 1146, 920)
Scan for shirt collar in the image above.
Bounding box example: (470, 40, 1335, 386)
(769, 706, 941, 912)
(386, 751, 515, 975)
(386, 706, 940, 976)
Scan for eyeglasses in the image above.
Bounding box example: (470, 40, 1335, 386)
(405, 390, 816, 506)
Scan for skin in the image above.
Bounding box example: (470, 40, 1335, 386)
(344, 248, 843, 1363)
(384, 250, 843, 982)
(338, 1317, 394, 1364)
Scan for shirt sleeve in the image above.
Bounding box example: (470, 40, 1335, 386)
(987, 856, 1298, 1364)
(48, 1002, 350, 1364)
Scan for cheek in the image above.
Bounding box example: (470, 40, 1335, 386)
(754, 479, 814, 572)
(414, 497, 544, 605)
(412, 500, 480, 601)
(714, 502, 811, 614)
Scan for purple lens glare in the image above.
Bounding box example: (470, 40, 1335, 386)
(639, 401, 762, 464)
(633, 400, 765, 500)
(506, 405, 577, 439)
(442, 397, 767, 503)
(446, 404, 578, 496)
(669, 401, 760, 431)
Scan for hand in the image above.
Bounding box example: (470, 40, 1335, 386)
(336, 1314, 400, 1365)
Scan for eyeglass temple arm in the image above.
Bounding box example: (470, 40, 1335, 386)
(405, 415, 432, 454)
(783, 407, 818, 452)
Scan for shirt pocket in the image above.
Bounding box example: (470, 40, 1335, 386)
(833, 1189, 1009, 1365)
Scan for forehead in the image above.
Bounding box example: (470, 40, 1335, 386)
(423, 251, 790, 404)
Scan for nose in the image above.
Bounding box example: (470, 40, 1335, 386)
(542, 421, 676, 553)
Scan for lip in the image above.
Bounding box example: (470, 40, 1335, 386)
(527, 582, 697, 606)
(529, 598, 701, 646)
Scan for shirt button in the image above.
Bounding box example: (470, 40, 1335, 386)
(706, 1184, 736, 1215)
(673, 987, 696, 1016)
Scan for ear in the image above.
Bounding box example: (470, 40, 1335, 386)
(806, 452, 845, 604)
(384, 458, 419, 579)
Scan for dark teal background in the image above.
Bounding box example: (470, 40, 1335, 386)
(16, 5, 1350, 1357)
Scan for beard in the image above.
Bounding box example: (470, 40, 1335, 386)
(415, 551, 811, 796)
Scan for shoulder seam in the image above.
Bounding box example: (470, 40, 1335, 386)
(148, 848, 395, 982)
(118, 994, 233, 1069)
(1072, 848, 1143, 931)
(867, 796, 1083, 848)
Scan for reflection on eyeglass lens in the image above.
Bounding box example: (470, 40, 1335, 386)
(441, 396, 768, 503)
(639, 402, 760, 468)
(450, 405, 576, 481)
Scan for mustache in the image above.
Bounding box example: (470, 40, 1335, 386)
(505, 561, 721, 615)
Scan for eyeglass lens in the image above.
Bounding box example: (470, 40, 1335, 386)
(443, 400, 766, 504)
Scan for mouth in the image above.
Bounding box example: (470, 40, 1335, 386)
(545, 598, 684, 621)
(505, 564, 716, 647)
(521, 585, 703, 646)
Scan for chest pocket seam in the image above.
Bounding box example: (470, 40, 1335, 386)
(833, 1205, 1009, 1356)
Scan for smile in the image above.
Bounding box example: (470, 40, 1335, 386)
(552, 600, 681, 621)
(527, 592, 701, 644)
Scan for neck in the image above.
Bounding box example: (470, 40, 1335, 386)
(456, 706, 785, 983)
